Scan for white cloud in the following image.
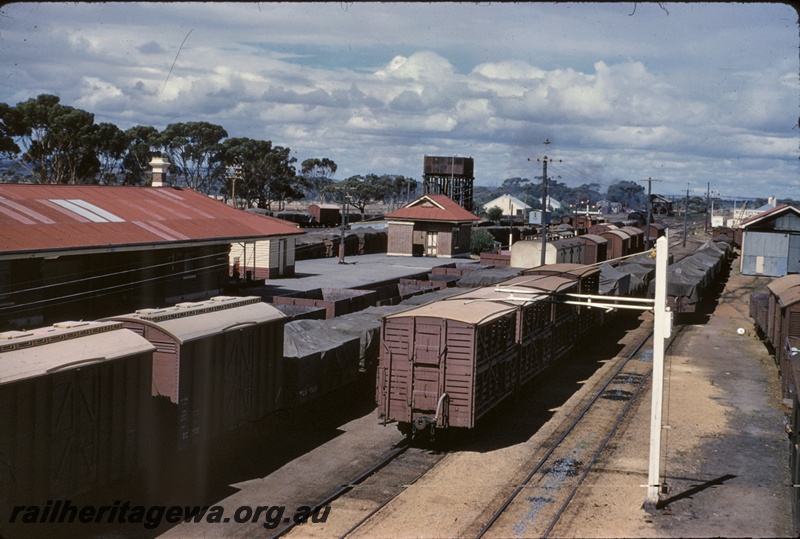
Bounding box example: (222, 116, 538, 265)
(0, 2, 796, 199)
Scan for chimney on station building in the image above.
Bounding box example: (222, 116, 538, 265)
(149, 156, 170, 187)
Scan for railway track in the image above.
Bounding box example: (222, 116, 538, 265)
(274, 442, 446, 539)
(473, 321, 685, 538)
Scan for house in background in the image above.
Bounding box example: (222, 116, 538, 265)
(729, 197, 779, 228)
(596, 199, 623, 214)
(482, 194, 531, 219)
(385, 194, 480, 258)
(0, 183, 303, 329)
(739, 204, 800, 277)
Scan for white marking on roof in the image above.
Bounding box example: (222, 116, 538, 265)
(147, 220, 190, 240)
(0, 204, 36, 225)
(0, 197, 56, 224)
(38, 199, 91, 222)
(151, 188, 184, 201)
(68, 199, 125, 222)
(133, 220, 177, 241)
(50, 199, 109, 222)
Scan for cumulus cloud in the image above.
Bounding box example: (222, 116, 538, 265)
(0, 2, 796, 198)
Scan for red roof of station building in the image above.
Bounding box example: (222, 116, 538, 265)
(385, 194, 480, 223)
(0, 184, 303, 256)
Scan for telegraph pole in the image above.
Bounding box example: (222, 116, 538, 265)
(528, 139, 562, 267)
(682, 184, 689, 247)
(640, 178, 660, 249)
(704, 182, 710, 234)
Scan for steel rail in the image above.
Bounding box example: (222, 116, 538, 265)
(269, 443, 409, 539)
(542, 362, 653, 538)
(337, 449, 433, 539)
(475, 324, 684, 539)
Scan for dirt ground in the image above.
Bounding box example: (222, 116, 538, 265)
(550, 268, 792, 538)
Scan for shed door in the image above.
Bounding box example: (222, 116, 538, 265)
(278, 239, 288, 277)
(426, 232, 438, 257)
(411, 322, 444, 413)
(789, 234, 800, 275)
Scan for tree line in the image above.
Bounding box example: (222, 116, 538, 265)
(0, 94, 419, 211)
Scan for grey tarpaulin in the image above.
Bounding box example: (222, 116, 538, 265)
(599, 263, 631, 297)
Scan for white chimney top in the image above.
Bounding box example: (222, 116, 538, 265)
(149, 156, 170, 187)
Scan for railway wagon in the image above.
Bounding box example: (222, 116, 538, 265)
(0, 321, 154, 506)
(377, 271, 584, 437)
(520, 263, 602, 333)
(749, 292, 770, 339)
(484, 274, 580, 385)
(620, 226, 646, 254)
(282, 318, 362, 408)
(789, 348, 800, 537)
(658, 243, 730, 313)
(377, 298, 519, 435)
(106, 296, 286, 451)
(766, 275, 800, 351)
(576, 234, 608, 265)
(307, 203, 341, 227)
(598, 229, 632, 261)
(773, 286, 800, 399)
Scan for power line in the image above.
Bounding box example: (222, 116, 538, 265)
(0, 262, 230, 315)
(528, 139, 562, 267)
(2, 250, 229, 298)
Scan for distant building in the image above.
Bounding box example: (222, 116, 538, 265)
(650, 194, 674, 216)
(0, 183, 303, 329)
(596, 200, 622, 214)
(482, 194, 531, 219)
(385, 194, 480, 258)
(739, 204, 800, 276)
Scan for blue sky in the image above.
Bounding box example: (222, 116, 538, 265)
(1, 2, 797, 200)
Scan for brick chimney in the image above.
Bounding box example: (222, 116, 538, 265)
(149, 156, 170, 187)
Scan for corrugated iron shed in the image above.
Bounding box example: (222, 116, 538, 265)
(0, 184, 303, 257)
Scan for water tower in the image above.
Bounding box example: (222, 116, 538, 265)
(422, 155, 475, 212)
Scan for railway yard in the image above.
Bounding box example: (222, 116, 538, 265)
(164, 234, 790, 538)
(1, 223, 794, 539)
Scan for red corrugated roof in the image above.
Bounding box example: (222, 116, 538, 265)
(0, 184, 303, 255)
(385, 194, 479, 222)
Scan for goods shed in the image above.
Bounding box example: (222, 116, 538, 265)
(0, 184, 303, 329)
(740, 205, 800, 277)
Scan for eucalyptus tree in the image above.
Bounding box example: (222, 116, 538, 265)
(159, 121, 228, 194)
(258, 145, 302, 211)
(94, 122, 128, 184)
(120, 125, 161, 185)
(220, 138, 302, 210)
(0, 94, 101, 184)
(379, 174, 417, 209)
(220, 137, 274, 208)
(607, 180, 646, 210)
(300, 157, 337, 202)
(328, 174, 386, 216)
